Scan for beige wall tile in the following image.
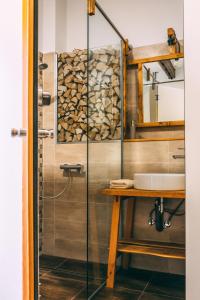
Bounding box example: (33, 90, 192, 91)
(43, 199, 54, 219)
(42, 238, 55, 255)
(55, 201, 87, 223)
(54, 239, 86, 260)
(124, 141, 169, 163)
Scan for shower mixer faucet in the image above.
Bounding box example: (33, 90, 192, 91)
(38, 129, 54, 139)
(60, 164, 85, 177)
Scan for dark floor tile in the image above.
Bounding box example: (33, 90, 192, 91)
(93, 287, 141, 300)
(146, 272, 185, 299)
(75, 283, 103, 300)
(77, 286, 141, 300)
(140, 292, 184, 300)
(40, 272, 86, 300)
(57, 259, 107, 280)
(40, 255, 66, 272)
(115, 268, 153, 292)
(50, 269, 88, 283)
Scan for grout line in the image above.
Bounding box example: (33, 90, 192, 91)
(148, 292, 185, 300)
(136, 272, 185, 300)
(137, 274, 153, 300)
(54, 258, 69, 270)
(39, 258, 67, 278)
(70, 286, 87, 300)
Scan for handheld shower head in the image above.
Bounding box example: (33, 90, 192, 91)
(39, 63, 48, 70)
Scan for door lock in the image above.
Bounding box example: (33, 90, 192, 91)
(11, 128, 27, 137)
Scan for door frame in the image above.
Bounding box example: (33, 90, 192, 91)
(22, 0, 36, 299)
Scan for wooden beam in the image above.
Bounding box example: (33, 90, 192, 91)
(129, 53, 184, 66)
(102, 188, 185, 199)
(107, 197, 121, 288)
(137, 63, 144, 123)
(119, 239, 185, 249)
(124, 137, 185, 142)
(136, 120, 185, 128)
(118, 241, 185, 260)
(88, 0, 96, 15)
(122, 40, 128, 134)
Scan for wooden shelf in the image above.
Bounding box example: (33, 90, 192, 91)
(118, 240, 185, 260)
(124, 137, 184, 142)
(136, 121, 185, 128)
(103, 188, 185, 199)
(128, 53, 184, 66)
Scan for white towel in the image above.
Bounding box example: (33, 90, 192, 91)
(110, 179, 134, 189)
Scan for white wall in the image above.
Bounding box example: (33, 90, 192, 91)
(98, 0, 183, 47)
(39, 0, 87, 53)
(159, 83, 184, 121)
(185, 0, 200, 299)
(39, 0, 56, 52)
(39, 0, 183, 52)
(0, 0, 22, 299)
(65, 0, 87, 51)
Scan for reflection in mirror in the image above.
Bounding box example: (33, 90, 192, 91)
(143, 58, 184, 123)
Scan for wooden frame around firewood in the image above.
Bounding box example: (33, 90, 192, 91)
(123, 39, 129, 134)
(88, 0, 96, 15)
(128, 52, 184, 125)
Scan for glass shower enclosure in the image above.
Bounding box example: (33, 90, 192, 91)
(37, 1, 126, 299)
(87, 2, 125, 298)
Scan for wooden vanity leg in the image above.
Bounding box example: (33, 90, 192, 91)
(106, 196, 121, 288)
(122, 198, 135, 269)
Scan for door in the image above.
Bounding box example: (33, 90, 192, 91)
(0, 0, 35, 299)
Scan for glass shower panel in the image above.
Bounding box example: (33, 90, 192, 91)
(38, 1, 88, 298)
(87, 5, 123, 297)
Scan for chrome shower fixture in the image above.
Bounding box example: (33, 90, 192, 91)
(38, 88, 51, 106)
(39, 63, 48, 70)
(60, 164, 85, 177)
(38, 129, 54, 139)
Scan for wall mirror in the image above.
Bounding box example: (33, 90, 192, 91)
(125, 51, 185, 141)
(135, 53, 185, 128)
(143, 57, 184, 124)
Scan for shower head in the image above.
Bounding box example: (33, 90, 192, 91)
(39, 63, 48, 70)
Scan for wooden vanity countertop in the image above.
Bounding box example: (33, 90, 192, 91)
(102, 188, 185, 199)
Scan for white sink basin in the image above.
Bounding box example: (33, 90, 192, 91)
(134, 173, 185, 191)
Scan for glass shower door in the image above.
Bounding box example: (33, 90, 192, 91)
(87, 3, 124, 298)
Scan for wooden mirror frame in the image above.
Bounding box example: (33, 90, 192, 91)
(128, 52, 184, 128)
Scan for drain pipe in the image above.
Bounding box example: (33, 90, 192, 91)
(148, 198, 185, 231)
(155, 198, 165, 232)
(165, 199, 185, 228)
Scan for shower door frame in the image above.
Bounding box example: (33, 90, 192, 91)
(22, 0, 37, 299)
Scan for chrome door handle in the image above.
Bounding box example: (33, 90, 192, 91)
(11, 128, 27, 137)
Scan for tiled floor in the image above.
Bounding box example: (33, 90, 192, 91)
(40, 255, 185, 300)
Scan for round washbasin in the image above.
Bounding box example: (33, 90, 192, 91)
(134, 173, 185, 191)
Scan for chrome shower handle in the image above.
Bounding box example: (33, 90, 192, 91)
(38, 129, 54, 139)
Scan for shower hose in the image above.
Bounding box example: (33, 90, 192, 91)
(40, 174, 73, 200)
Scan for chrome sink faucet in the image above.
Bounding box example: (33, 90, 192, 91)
(172, 155, 185, 159)
(172, 147, 185, 159)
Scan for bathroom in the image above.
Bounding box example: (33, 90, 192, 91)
(37, 0, 185, 299)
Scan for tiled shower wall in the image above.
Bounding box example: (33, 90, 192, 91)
(41, 53, 121, 264)
(41, 44, 185, 275)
